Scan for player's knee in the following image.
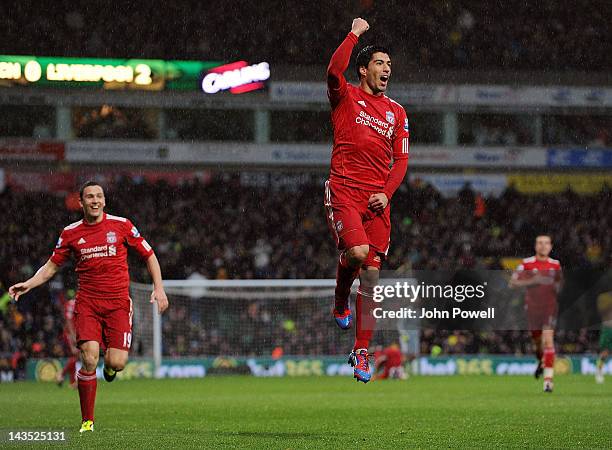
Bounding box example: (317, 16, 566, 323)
(80, 352, 99, 371)
(347, 245, 369, 266)
(358, 268, 380, 301)
(113, 361, 127, 371)
(109, 354, 129, 371)
(360, 267, 380, 286)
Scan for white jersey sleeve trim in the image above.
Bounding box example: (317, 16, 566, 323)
(64, 220, 83, 231)
(106, 214, 128, 222)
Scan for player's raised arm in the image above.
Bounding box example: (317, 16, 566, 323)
(8, 259, 59, 301)
(327, 18, 369, 106)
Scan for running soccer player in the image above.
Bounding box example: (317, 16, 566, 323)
(324, 18, 409, 383)
(509, 235, 562, 392)
(9, 181, 168, 433)
(595, 291, 612, 384)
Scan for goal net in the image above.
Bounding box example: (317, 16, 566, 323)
(131, 279, 401, 359)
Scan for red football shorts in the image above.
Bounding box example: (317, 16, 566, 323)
(324, 180, 391, 256)
(74, 296, 133, 351)
(525, 302, 557, 331)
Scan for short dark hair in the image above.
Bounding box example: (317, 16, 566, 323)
(536, 234, 553, 243)
(355, 45, 391, 78)
(79, 181, 103, 199)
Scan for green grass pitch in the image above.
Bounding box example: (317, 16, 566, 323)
(2, 375, 611, 448)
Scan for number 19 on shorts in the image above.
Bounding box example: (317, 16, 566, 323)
(123, 332, 132, 349)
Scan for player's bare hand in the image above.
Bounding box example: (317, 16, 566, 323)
(8, 282, 31, 301)
(151, 288, 169, 314)
(368, 193, 388, 213)
(351, 18, 369, 37)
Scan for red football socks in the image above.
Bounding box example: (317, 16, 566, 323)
(77, 369, 97, 422)
(353, 288, 376, 351)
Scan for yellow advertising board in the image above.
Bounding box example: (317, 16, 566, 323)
(507, 173, 612, 194)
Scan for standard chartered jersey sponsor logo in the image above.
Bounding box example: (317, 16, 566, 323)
(80, 244, 116, 260)
(357, 110, 389, 129)
(355, 110, 394, 138)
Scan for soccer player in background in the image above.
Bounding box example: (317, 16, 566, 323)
(595, 291, 612, 384)
(9, 181, 168, 432)
(510, 235, 562, 392)
(56, 289, 78, 388)
(372, 342, 407, 380)
(324, 18, 409, 383)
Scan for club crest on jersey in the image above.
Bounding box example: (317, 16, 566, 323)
(386, 111, 395, 124)
(131, 226, 140, 238)
(404, 118, 409, 132)
(106, 231, 117, 244)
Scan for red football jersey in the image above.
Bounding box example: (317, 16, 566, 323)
(514, 256, 562, 308)
(50, 213, 154, 299)
(327, 33, 409, 193)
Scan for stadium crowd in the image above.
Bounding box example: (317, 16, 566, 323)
(1, 174, 610, 371)
(2, 1, 609, 71)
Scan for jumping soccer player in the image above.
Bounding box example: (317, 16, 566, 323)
(9, 181, 168, 433)
(509, 235, 562, 392)
(324, 18, 409, 383)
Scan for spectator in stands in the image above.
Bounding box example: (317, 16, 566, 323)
(0, 2, 608, 71)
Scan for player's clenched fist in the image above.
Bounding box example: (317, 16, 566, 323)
(351, 18, 369, 37)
